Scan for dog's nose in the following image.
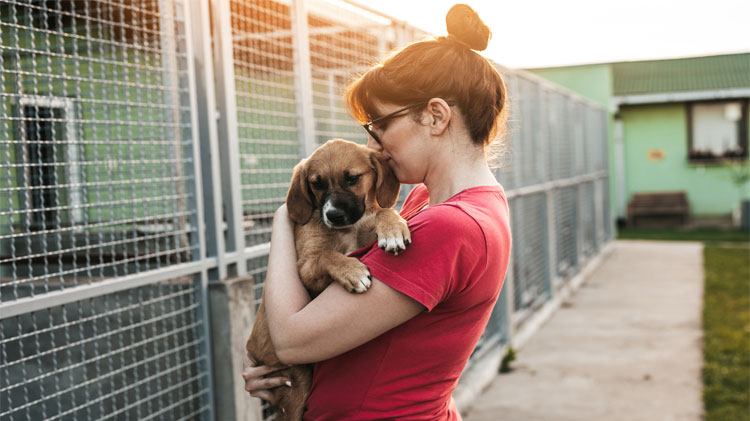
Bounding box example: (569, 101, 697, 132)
(325, 208, 347, 225)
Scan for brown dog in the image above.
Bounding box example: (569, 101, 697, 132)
(245, 139, 411, 420)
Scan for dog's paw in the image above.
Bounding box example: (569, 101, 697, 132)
(331, 257, 372, 293)
(376, 212, 411, 255)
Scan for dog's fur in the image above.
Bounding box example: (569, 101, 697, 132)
(245, 139, 411, 420)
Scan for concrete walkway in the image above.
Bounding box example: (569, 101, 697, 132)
(463, 240, 705, 421)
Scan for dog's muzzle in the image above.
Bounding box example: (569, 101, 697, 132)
(321, 194, 365, 228)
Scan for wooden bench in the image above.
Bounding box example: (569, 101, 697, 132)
(627, 191, 691, 228)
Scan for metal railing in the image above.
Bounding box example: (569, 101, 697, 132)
(1, 1, 612, 420)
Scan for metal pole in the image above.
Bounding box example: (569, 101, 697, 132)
(211, 0, 247, 274)
(190, 0, 227, 281)
(291, 0, 317, 158)
(159, 0, 191, 261)
(182, 0, 217, 419)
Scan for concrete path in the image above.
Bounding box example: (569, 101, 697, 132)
(463, 240, 705, 421)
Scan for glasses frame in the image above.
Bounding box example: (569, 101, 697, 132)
(361, 102, 428, 145)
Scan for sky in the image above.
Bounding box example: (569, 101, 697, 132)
(362, 0, 750, 69)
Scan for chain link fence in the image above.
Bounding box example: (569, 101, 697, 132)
(1, 0, 612, 420)
(1, 1, 213, 419)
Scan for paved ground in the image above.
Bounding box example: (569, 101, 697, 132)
(463, 240, 705, 421)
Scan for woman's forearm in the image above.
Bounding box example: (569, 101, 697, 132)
(264, 205, 312, 352)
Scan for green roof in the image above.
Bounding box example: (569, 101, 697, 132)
(612, 53, 750, 96)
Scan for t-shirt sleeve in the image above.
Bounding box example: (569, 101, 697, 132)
(358, 205, 480, 311)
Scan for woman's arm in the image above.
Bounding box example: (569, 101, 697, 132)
(264, 205, 424, 365)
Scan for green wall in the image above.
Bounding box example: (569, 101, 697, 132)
(529, 63, 750, 219)
(528, 64, 612, 110)
(621, 103, 749, 215)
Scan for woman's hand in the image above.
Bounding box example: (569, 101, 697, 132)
(242, 354, 291, 401)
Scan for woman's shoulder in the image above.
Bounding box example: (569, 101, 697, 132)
(409, 200, 483, 240)
(416, 186, 508, 239)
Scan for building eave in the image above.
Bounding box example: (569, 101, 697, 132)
(612, 88, 750, 112)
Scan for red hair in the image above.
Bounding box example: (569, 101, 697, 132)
(345, 4, 507, 148)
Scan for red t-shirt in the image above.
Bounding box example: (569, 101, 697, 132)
(304, 184, 512, 420)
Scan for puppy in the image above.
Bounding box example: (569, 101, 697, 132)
(245, 139, 411, 420)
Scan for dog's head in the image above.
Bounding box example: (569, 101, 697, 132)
(286, 139, 400, 227)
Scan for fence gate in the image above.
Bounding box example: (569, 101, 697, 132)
(1, 1, 214, 420)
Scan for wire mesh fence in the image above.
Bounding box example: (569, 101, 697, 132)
(1, 280, 209, 420)
(229, 0, 300, 247)
(1, 1, 213, 420)
(0, 0, 197, 296)
(226, 0, 425, 250)
(2, 0, 612, 420)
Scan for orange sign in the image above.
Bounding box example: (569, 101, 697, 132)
(647, 149, 665, 161)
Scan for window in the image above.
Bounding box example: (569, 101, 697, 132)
(688, 100, 749, 162)
(25, 105, 59, 229)
(18, 96, 83, 230)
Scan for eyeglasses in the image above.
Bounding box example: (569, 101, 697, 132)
(362, 102, 428, 145)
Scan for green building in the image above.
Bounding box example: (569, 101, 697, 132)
(527, 53, 750, 226)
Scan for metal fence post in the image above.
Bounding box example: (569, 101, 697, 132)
(181, 0, 218, 418)
(291, 0, 316, 158)
(211, 0, 248, 275)
(189, 0, 228, 283)
(159, 0, 192, 261)
(501, 251, 516, 341)
(205, 1, 265, 420)
(545, 188, 558, 294)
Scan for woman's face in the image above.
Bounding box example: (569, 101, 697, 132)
(365, 103, 431, 185)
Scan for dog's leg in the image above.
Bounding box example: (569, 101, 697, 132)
(246, 301, 282, 367)
(248, 301, 313, 420)
(272, 364, 312, 421)
(298, 250, 372, 294)
(373, 208, 411, 255)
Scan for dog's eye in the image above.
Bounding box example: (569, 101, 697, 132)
(345, 174, 361, 186)
(311, 178, 326, 190)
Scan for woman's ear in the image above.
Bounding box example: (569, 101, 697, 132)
(286, 159, 314, 224)
(426, 98, 452, 136)
(369, 152, 401, 209)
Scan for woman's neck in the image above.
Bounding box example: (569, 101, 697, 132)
(423, 153, 498, 206)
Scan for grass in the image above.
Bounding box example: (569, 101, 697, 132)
(702, 246, 750, 421)
(617, 227, 749, 419)
(499, 346, 516, 374)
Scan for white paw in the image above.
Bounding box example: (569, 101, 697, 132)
(346, 268, 371, 293)
(378, 235, 408, 255)
(355, 271, 372, 292)
(334, 259, 372, 293)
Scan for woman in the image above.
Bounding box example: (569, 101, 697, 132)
(243, 4, 511, 419)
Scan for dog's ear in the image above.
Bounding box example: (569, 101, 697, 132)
(369, 152, 401, 209)
(286, 158, 315, 224)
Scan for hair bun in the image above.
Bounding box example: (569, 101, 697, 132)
(445, 4, 491, 51)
